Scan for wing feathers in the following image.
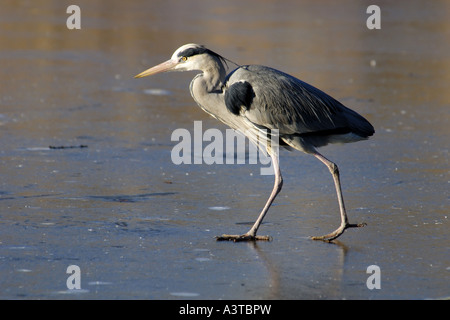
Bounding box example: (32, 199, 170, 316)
(225, 65, 374, 139)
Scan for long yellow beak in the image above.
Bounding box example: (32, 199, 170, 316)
(134, 59, 178, 78)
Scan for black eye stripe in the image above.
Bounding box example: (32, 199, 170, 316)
(177, 46, 209, 58)
(176, 45, 229, 69)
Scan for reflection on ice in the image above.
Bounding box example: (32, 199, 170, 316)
(143, 88, 172, 96)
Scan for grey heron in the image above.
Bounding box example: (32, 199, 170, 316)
(135, 44, 374, 242)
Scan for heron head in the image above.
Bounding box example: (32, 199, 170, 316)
(134, 43, 227, 78)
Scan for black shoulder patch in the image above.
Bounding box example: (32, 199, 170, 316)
(225, 81, 255, 115)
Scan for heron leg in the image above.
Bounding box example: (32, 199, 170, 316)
(310, 151, 366, 241)
(216, 151, 282, 242)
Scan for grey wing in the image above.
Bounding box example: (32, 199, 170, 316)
(225, 65, 374, 139)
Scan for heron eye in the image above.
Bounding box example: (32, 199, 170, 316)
(181, 56, 188, 62)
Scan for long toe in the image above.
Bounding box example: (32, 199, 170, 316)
(215, 234, 272, 242)
(310, 222, 366, 242)
(310, 231, 343, 242)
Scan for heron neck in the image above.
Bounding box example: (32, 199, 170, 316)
(201, 58, 227, 92)
(190, 68, 227, 122)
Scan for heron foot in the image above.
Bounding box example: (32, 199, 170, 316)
(310, 222, 367, 242)
(215, 234, 272, 242)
